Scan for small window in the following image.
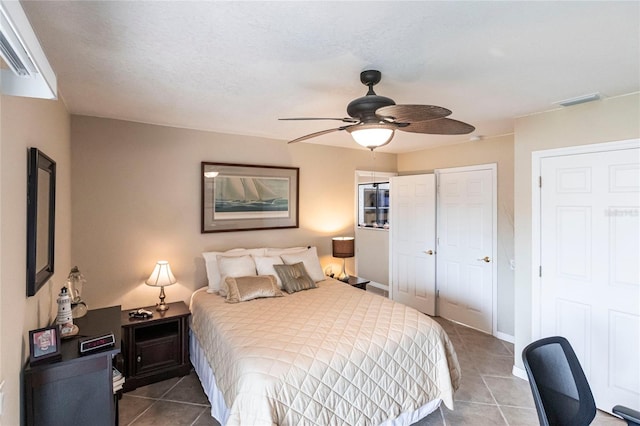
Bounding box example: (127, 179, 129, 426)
(358, 182, 389, 228)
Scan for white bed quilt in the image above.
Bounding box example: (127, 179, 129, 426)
(190, 279, 461, 426)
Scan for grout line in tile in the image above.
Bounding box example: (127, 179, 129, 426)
(125, 394, 162, 402)
(499, 340, 514, 355)
(438, 406, 447, 426)
(499, 404, 536, 409)
(481, 375, 510, 425)
(190, 406, 209, 426)
(126, 398, 158, 426)
(453, 400, 503, 408)
(158, 375, 184, 399)
(159, 398, 210, 407)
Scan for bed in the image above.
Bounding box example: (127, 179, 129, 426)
(190, 247, 461, 425)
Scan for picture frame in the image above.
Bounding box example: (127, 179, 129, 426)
(29, 326, 61, 365)
(202, 162, 299, 233)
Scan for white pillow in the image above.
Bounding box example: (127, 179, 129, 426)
(280, 246, 325, 282)
(265, 246, 307, 256)
(202, 248, 266, 293)
(217, 255, 257, 296)
(253, 255, 285, 287)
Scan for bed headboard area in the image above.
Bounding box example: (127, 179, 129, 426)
(202, 246, 326, 295)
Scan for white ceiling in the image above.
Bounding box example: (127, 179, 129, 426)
(22, 1, 640, 153)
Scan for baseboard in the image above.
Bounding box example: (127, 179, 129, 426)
(494, 331, 515, 344)
(512, 365, 528, 381)
(366, 281, 389, 291)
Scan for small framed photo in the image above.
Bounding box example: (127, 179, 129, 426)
(29, 326, 61, 365)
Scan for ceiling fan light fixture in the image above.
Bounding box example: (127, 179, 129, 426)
(347, 123, 395, 150)
(282, 70, 475, 148)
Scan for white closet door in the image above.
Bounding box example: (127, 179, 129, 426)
(437, 166, 495, 333)
(539, 146, 639, 412)
(390, 174, 436, 315)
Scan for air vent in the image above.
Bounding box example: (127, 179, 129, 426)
(553, 93, 601, 107)
(0, 13, 37, 77)
(0, 1, 56, 99)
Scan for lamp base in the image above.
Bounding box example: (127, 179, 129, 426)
(156, 286, 169, 312)
(156, 302, 170, 312)
(336, 259, 350, 282)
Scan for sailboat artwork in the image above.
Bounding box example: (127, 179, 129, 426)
(214, 176, 289, 219)
(201, 162, 299, 233)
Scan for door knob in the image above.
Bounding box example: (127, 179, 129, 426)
(477, 256, 491, 263)
(425, 250, 434, 255)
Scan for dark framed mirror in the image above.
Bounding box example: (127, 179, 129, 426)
(27, 147, 56, 297)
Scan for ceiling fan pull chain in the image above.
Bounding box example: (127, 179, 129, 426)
(371, 149, 376, 184)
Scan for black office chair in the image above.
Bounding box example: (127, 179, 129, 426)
(522, 336, 640, 426)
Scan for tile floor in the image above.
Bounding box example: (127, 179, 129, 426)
(118, 316, 625, 426)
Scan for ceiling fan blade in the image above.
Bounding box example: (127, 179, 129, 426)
(279, 117, 359, 123)
(287, 126, 351, 144)
(376, 104, 451, 123)
(400, 118, 475, 135)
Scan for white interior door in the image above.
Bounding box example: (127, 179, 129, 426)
(537, 145, 640, 412)
(436, 165, 496, 334)
(390, 174, 436, 315)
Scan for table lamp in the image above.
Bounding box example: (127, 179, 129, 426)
(145, 260, 177, 311)
(332, 237, 355, 282)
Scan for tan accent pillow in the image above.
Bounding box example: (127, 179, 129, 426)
(273, 262, 317, 294)
(225, 275, 283, 303)
(217, 255, 257, 297)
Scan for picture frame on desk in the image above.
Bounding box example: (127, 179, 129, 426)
(28, 325, 61, 365)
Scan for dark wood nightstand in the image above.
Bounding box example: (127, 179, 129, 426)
(24, 306, 122, 426)
(345, 276, 370, 290)
(120, 301, 191, 391)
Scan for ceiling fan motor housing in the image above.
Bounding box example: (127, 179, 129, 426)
(347, 70, 396, 122)
(347, 94, 395, 122)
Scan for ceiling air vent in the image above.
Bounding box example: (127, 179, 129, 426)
(553, 93, 601, 107)
(0, 12, 37, 77)
(0, 0, 56, 99)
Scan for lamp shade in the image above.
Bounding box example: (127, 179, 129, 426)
(145, 261, 177, 287)
(332, 237, 355, 258)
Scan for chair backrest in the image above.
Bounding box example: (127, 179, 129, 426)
(522, 336, 596, 426)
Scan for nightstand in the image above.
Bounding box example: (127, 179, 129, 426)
(346, 276, 370, 290)
(120, 301, 191, 391)
(24, 306, 122, 426)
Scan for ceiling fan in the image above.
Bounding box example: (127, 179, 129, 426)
(280, 70, 475, 150)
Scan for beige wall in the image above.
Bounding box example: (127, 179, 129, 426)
(70, 116, 396, 311)
(0, 95, 71, 425)
(397, 134, 515, 337)
(513, 93, 640, 369)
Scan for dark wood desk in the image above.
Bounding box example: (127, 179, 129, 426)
(24, 306, 121, 426)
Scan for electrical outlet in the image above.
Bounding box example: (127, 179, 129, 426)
(509, 259, 516, 270)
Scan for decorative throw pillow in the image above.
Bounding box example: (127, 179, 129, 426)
(280, 246, 325, 282)
(225, 275, 283, 303)
(202, 248, 266, 293)
(217, 255, 257, 296)
(253, 255, 285, 287)
(274, 262, 317, 294)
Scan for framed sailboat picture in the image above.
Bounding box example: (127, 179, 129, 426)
(201, 162, 299, 233)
